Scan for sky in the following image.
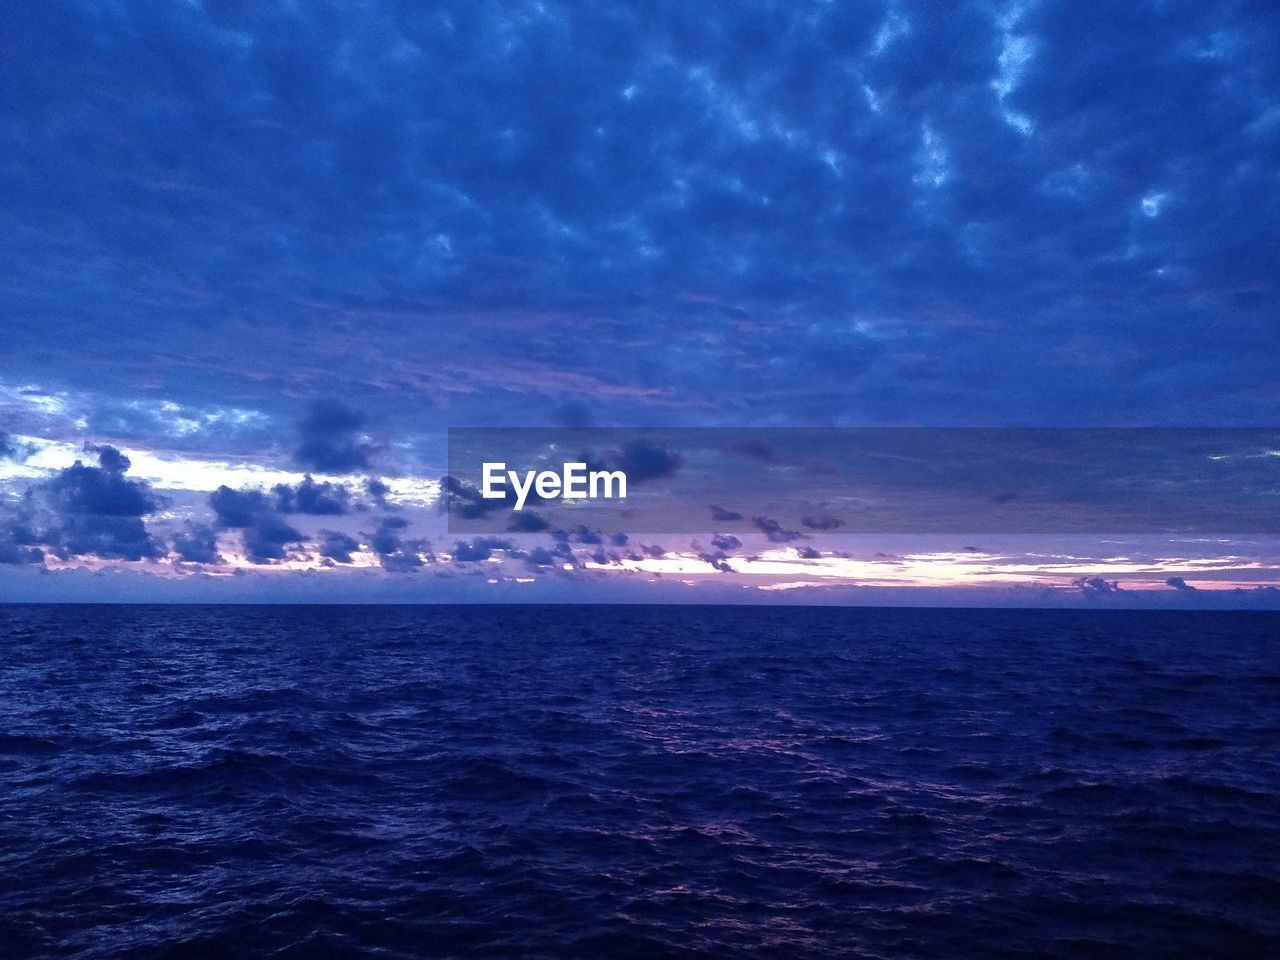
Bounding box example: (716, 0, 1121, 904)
(1, 0, 1278, 605)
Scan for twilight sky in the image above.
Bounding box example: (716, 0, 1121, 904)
(1, 0, 1277, 604)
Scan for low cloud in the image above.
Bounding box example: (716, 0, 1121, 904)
(710, 505, 744, 522)
(319, 530, 360, 564)
(802, 514, 844, 530)
(1073, 575, 1123, 595)
(13, 445, 164, 561)
(451, 536, 513, 563)
(753, 515, 806, 543)
(172, 523, 222, 564)
(273, 475, 353, 515)
(208, 484, 302, 563)
(294, 400, 376, 472)
(369, 516, 430, 570)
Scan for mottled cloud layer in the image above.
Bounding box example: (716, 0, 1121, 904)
(3, 0, 1277, 435)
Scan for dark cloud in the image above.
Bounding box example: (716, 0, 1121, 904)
(295, 401, 375, 472)
(801, 514, 844, 531)
(241, 513, 303, 564)
(698, 551, 734, 573)
(0, 536, 42, 566)
(710, 533, 742, 552)
(209, 486, 272, 528)
(1, 431, 23, 461)
(451, 537, 513, 563)
(753, 515, 806, 543)
(367, 516, 431, 570)
(1073, 576, 1123, 595)
(1166, 576, 1197, 592)
(371, 517, 412, 556)
(13, 446, 164, 561)
(319, 530, 361, 564)
(521, 546, 558, 568)
(710, 505, 744, 522)
(507, 511, 551, 533)
(172, 523, 222, 564)
(607, 440, 682, 483)
(1, 0, 1276, 439)
(364, 478, 393, 509)
(440, 475, 505, 520)
(609, 531, 629, 547)
(273, 475, 353, 515)
(796, 546, 822, 559)
(208, 484, 302, 563)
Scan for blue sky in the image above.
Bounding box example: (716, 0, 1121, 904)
(1, 1, 1278, 604)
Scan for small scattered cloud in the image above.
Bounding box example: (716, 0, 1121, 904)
(451, 536, 513, 563)
(294, 400, 376, 472)
(319, 530, 361, 564)
(1073, 575, 1123, 595)
(171, 523, 222, 564)
(753, 515, 806, 543)
(710, 505, 744, 522)
(273, 475, 353, 515)
(801, 513, 844, 530)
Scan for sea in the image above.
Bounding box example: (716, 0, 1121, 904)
(0, 604, 1277, 959)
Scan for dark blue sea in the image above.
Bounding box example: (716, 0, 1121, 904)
(1, 605, 1277, 959)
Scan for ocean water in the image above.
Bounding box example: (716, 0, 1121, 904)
(0, 604, 1277, 959)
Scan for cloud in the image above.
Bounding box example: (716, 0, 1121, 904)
(0, 0, 1276, 446)
(0, 535, 42, 565)
(171, 523, 222, 564)
(294, 400, 375, 472)
(1165, 576, 1197, 592)
(802, 514, 844, 530)
(207, 484, 302, 563)
(710, 533, 742, 552)
(319, 530, 361, 564)
(364, 478, 393, 509)
(521, 545, 558, 569)
(607, 440, 682, 483)
(1073, 575, 1123, 595)
(368, 516, 430, 570)
(440, 475, 505, 519)
(710, 505, 745, 522)
(273, 475, 353, 515)
(796, 545, 822, 559)
(507, 511, 550, 533)
(3, 2, 1279, 600)
(12, 445, 164, 561)
(241, 513, 304, 563)
(698, 550, 734, 573)
(451, 536, 513, 563)
(0, 431, 23, 461)
(753, 515, 806, 543)
(209, 486, 273, 528)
